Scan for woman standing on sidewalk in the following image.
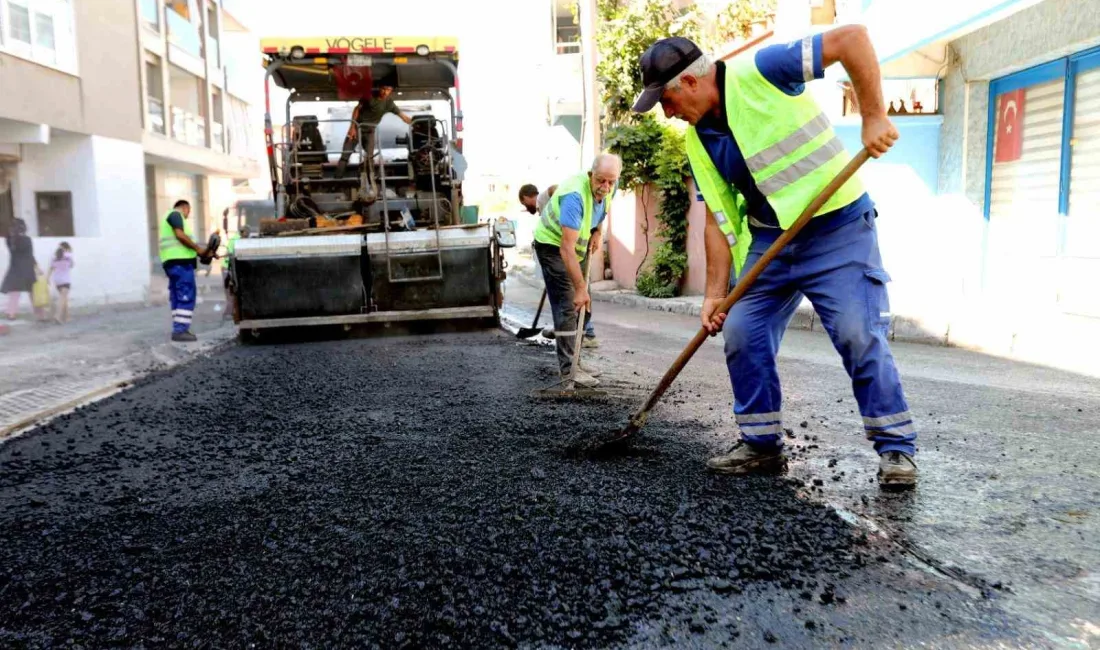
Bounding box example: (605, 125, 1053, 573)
(2, 219, 39, 320)
(47, 242, 73, 324)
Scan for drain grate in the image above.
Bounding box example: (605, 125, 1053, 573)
(0, 377, 124, 433)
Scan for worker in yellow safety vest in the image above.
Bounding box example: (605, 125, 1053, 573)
(221, 224, 248, 319)
(159, 199, 212, 342)
(631, 28, 917, 489)
(532, 154, 621, 387)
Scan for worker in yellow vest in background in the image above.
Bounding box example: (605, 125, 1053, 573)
(158, 199, 212, 342)
(532, 154, 621, 388)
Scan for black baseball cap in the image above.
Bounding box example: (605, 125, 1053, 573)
(631, 37, 705, 113)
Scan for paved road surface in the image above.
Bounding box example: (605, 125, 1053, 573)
(503, 278, 1100, 647)
(0, 283, 1094, 647)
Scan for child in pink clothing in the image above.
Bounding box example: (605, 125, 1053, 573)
(48, 242, 73, 324)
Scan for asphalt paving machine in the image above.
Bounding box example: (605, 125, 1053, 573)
(232, 37, 513, 337)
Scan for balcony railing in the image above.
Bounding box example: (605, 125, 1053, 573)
(166, 9, 202, 59)
(148, 97, 166, 135)
(140, 0, 160, 30)
(212, 122, 225, 153)
(171, 106, 206, 147)
(555, 40, 581, 54)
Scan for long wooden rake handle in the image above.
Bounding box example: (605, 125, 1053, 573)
(625, 149, 872, 429)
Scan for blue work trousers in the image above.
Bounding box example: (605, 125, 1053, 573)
(165, 263, 197, 334)
(723, 209, 916, 456)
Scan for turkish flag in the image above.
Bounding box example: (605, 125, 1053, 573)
(332, 64, 373, 101)
(994, 88, 1026, 163)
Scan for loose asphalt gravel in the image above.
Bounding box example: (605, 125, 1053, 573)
(0, 329, 1036, 648)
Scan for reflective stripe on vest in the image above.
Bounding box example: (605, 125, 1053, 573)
(158, 211, 197, 263)
(720, 56, 865, 226)
(533, 171, 595, 257)
(685, 130, 752, 278)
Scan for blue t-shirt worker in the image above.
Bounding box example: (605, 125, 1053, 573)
(532, 155, 622, 387)
(631, 27, 918, 489)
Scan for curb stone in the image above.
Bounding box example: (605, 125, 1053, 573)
(0, 325, 237, 444)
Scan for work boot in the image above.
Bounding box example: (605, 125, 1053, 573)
(567, 369, 600, 388)
(171, 330, 198, 343)
(706, 441, 786, 475)
(578, 360, 601, 377)
(542, 327, 555, 339)
(878, 451, 917, 490)
(582, 335, 600, 349)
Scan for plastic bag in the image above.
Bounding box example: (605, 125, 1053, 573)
(32, 275, 50, 308)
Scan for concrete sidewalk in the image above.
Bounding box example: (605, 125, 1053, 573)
(508, 257, 894, 341)
(0, 290, 236, 441)
(507, 254, 1100, 378)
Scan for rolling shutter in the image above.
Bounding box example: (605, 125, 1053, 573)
(988, 77, 1065, 231)
(1059, 63, 1100, 316)
(1066, 65, 1100, 253)
(985, 77, 1065, 303)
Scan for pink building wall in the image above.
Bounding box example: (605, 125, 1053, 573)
(599, 180, 709, 296)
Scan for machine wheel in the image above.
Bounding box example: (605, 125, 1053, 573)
(239, 328, 261, 344)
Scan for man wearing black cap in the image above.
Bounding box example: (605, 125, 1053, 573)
(632, 26, 917, 489)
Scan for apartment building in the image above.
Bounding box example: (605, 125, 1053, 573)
(0, 0, 262, 307)
(136, 0, 262, 270)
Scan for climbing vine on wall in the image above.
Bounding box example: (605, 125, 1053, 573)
(598, 0, 771, 297)
(598, 0, 698, 297)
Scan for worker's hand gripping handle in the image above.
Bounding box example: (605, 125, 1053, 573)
(633, 149, 873, 419)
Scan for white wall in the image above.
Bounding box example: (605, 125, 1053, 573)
(16, 132, 99, 236)
(0, 134, 149, 307)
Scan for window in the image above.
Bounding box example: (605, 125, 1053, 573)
(146, 53, 166, 135)
(33, 10, 53, 63)
(166, 0, 203, 59)
(140, 0, 160, 31)
(211, 88, 225, 152)
(0, 0, 76, 74)
(36, 191, 73, 237)
(842, 79, 938, 116)
(9, 3, 31, 44)
(226, 96, 253, 157)
(553, 0, 579, 54)
(169, 64, 205, 146)
(205, 2, 218, 66)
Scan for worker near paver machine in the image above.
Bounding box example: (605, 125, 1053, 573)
(336, 85, 414, 192)
(221, 223, 249, 319)
(631, 27, 918, 489)
(523, 183, 601, 347)
(533, 154, 621, 388)
(159, 200, 213, 343)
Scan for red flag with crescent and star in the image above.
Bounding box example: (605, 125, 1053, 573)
(995, 89, 1026, 163)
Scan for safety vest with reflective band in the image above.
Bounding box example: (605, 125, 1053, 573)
(685, 133, 752, 278)
(686, 55, 865, 237)
(534, 172, 595, 257)
(158, 211, 197, 263)
(221, 233, 239, 269)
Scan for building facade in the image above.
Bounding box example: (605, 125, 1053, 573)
(136, 0, 262, 271)
(837, 0, 1100, 370)
(0, 0, 262, 308)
